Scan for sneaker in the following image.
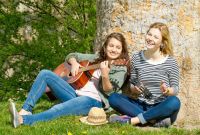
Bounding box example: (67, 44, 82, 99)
(9, 100, 21, 128)
(109, 114, 131, 124)
(153, 118, 171, 128)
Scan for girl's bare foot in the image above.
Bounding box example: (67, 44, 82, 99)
(130, 117, 140, 125)
(19, 109, 32, 115)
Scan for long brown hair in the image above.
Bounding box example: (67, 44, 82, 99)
(97, 32, 129, 62)
(147, 22, 173, 56)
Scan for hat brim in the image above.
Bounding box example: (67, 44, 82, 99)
(80, 116, 108, 126)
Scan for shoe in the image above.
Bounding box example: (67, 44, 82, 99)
(9, 100, 20, 128)
(153, 118, 171, 128)
(109, 114, 131, 124)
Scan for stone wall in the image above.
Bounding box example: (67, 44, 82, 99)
(96, 0, 200, 128)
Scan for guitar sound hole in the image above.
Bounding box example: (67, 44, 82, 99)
(68, 72, 72, 77)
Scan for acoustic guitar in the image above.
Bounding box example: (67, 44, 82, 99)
(46, 59, 128, 100)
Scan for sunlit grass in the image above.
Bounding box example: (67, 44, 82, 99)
(1, 100, 199, 135)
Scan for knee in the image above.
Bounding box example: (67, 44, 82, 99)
(167, 96, 181, 111)
(38, 69, 52, 77)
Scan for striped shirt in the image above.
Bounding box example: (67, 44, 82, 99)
(130, 50, 179, 105)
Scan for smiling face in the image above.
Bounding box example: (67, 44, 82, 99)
(105, 38, 122, 60)
(98, 32, 129, 62)
(145, 28, 162, 52)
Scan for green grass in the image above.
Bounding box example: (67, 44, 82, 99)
(1, 100, 200, 135)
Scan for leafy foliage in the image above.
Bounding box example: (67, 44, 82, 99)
(0, 0, 96, 101)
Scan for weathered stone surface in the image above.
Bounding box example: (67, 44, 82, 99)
(96, 0, 200, 127)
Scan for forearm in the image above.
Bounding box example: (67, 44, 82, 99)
(101, 76, 113, 92)
(65, 53, 98, 63)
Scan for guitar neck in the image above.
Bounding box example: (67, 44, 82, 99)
(78, 59, 126, 73)
(79, 64, 100, 72)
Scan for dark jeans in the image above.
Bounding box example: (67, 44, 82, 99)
(108, 93, 181, 124)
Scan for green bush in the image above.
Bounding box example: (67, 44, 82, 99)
(0, 0, 96, 101)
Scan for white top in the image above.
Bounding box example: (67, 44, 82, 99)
(141, 51, 169, 65)
(75, 69, 102, 101)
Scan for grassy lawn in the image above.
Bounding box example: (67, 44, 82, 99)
(1, 100, 199, 135)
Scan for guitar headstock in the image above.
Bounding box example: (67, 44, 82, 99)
(110, 59, 129, 66)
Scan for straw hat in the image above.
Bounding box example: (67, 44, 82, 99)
(80, 107, 108, 125)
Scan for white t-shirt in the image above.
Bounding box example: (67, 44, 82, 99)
(75, 69, 102, 101)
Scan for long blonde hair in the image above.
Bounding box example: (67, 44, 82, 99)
(147, 22, 173, 56)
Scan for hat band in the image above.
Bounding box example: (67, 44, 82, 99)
(87, 118, 107, 124)
(87, 115, 107, 124)
(88, 115, 106, 119)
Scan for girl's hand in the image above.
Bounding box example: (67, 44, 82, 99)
(70, 61, 81, 76)
(160, 80, 170, 95)
(100, 61, 110, 78)
(130, 84, 143, 95)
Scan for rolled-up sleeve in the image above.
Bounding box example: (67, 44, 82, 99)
(65, 53, 98, 63)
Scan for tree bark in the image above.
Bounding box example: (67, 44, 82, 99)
(96, 0, 200, 128)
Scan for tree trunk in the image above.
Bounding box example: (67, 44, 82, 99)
(96, 0, 200, 128)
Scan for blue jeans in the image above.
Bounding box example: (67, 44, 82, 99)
(22, 70, 102, 125)
(108, 93, 180, 124)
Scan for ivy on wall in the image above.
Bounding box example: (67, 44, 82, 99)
(0, 0, 96, 101)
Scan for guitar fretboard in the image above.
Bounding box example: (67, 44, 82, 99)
(79, 64, 100, 72)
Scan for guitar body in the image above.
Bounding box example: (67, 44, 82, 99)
(64, 61, 95, 89)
